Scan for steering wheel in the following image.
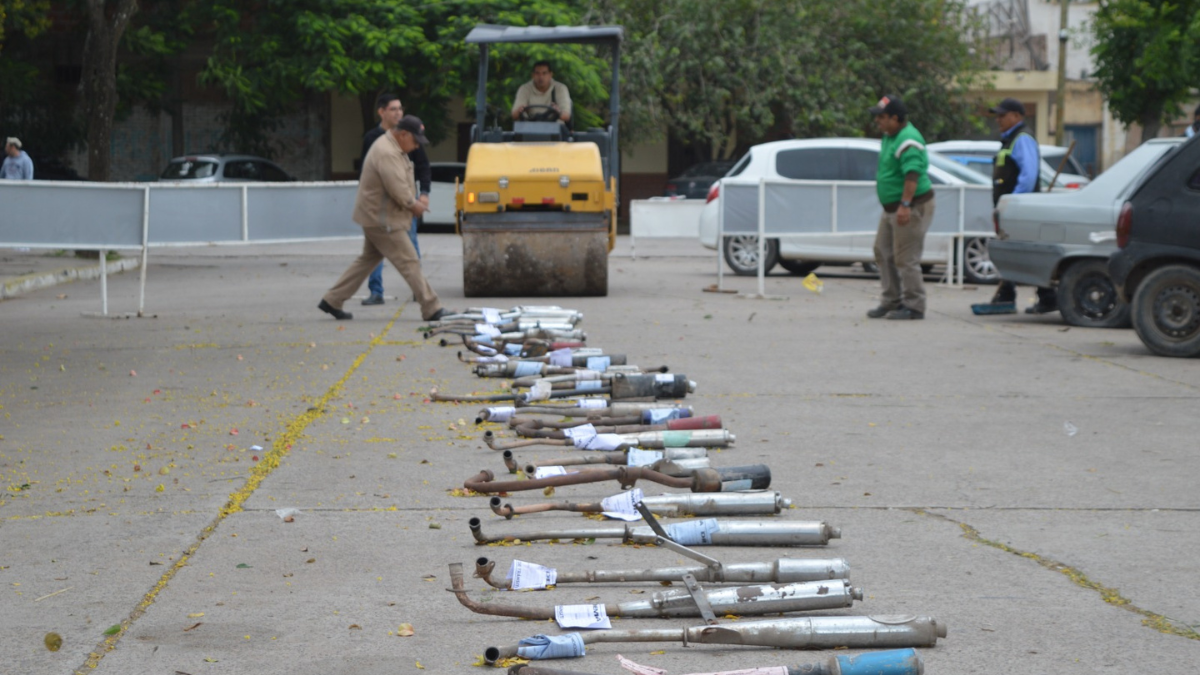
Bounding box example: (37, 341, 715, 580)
(520, 104, 561, 122)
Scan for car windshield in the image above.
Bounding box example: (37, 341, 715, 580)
(161, 159, 218, 179)
(1082, 141, 1181, 199)
(928, 152, 990, 185)
(681, 162, 734, 178)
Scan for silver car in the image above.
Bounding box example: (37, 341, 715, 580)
(990, 137, 1184, 327)
(159, 154, 295, 182)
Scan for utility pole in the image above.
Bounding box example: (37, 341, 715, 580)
(1055, 0, 1069, 146)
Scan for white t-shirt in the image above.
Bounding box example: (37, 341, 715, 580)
(513, 80, 572, 120)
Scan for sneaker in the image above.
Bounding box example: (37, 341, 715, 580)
(1025, 301, 1059, 315)
(425, 308, 455, 322)
(318, 299, 353, 321)
(866, 305, 896, 319)
(361, 294, 385, 306)
(885, 307, 924, 320)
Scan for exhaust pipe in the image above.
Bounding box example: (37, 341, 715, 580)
(448, 563, 861, 621)
(506, 648, 924, 675)
(472, 555, 848, 589)
(462, 464, 771, 495)
(485, 616, 947, 664)
(488, 490, 792, 519)
(479, 402, 692, 424)
(485, 429, 735, 452)
(466, 516, 839, 546)
(502, 447, 708, 474)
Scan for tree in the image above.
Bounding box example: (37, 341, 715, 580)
(1, 0, 50, 51)
(1091, 0, 1200, 141)
(80, 0, 141, 181)
(199, 0, 609, 156)
(592, 0, 986, 161)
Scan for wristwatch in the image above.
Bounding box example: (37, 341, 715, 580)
(900, 200, 912, 208)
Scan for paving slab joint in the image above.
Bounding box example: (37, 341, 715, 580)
(910, 508, 1200, 641)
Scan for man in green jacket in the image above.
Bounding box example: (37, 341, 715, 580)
(866, 94, 935, 320)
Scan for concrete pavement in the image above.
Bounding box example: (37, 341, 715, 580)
(1, 234, 1197, 674)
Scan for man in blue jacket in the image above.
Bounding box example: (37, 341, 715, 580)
(985, 98, 1057, 314)
(2, 138, 34, 180)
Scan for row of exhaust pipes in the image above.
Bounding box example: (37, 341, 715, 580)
(425, 306, 942, 672)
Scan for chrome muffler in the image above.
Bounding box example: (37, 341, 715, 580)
(467, 516, 839, 546)
(472, 555, 849, 589)
(488, 490, 791, 518)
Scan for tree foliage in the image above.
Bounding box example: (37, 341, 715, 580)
(592, 0, 986, 161)
(0, 0, 50, 52)
(1091, 0, 1200, 141)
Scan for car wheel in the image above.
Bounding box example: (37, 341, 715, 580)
(778, 259, 820, 276)
(1056, 259, 1131, 328)
(1130, 264, 1200, 357)
(722, 235, 779, 276)
(961, 237, 1000, 284)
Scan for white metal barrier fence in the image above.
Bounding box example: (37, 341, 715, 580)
(1, 180, 362, 315)
(716, 178, 995, 295)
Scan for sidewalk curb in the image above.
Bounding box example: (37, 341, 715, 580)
(1, 257, 141, 300)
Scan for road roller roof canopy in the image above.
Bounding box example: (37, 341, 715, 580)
(465, 24, 624, 46)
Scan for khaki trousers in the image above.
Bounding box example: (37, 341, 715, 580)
(323, 223, 442, 320)
(873, 197, 935, 314)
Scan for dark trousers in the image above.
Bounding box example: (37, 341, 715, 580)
(992, 280, 1056, 306)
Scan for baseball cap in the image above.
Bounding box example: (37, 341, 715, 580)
(989, 98, 1026, 116)
(396, 115, 429, 145)
(868, 94, 907, 118)
(5, 137, 21, 149)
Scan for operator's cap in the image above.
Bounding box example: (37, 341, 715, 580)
(989, 97, 1026, 116)
(397, 116, 429, 145)
(868, 94, 906, 118)
(5, 137, 20, 149)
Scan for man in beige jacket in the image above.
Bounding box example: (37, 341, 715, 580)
(319, 115, 451, 322)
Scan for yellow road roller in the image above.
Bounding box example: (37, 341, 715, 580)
(457, 24, 623, 297)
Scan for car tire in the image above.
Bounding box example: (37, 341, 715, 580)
(1056, 259, 1131, 328)
(1130, 264, 1200, 357)
(778, 259, 820, 276)
(723, 236, 779, 276)
(960, 237, 1000, 284)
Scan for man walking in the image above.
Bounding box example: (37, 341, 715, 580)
(866, 95, 935, 320)
(319, 115, 451, 323)
(980, 98, 1056, 315)
(2, 138, 34, 180)
(359, 93, 432, 306)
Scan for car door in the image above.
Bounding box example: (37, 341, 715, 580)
(772, 145, 860, 258)
(842, 148, 884, 257)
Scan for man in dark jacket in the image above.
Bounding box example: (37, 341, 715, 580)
(360, 93, 433, 306)
(983, 98, 1057, 315)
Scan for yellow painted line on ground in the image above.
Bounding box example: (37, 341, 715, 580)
(918, 509, 1200, 641)
(75, 308, 406, 673)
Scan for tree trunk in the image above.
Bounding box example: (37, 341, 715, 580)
(1139, 105, 1164, 144)
(81, 0, 140, 182)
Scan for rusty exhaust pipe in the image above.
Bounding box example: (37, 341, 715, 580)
(472, 554, 848, 589)
(507, 447, 709, 475)
(462, 464, 771, 495)
(488, 490, 792, 519)
(448, 563, 860, 621)
(466, 515, 839, 546)
(505, 648, 925, 675)
(485, 616, 947, 664)
(485, 429, 734, 452)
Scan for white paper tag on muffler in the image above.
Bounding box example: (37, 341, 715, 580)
(508, 559, 557, 590)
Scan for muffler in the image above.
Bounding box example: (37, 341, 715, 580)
(466, 516, 839, 546)
(488, 490, 791, 518)
(506, 648, 925, 675)
(472, 555, 848, 589)
(500, 447, 708, 474)
(462, 464, 771, 495)
(477, 402, 692, 424)
(485, 616, 947, 664)
(448, 563, 861, 621)
(484, 428, 734, 452)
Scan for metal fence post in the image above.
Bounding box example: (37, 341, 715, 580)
(716, 179, 725, 291)
(757, 178, 766, 297)
(241, 184, 250, 241)
(99, 248, 108, 316)
(138, 186, 150, 316)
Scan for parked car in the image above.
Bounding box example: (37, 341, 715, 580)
(159, 154, 295, 182)
(697, 138, 1000, 282)
(1108, 136, 1200, 356)
(425, 162, 466, 228)
(927, 140, 1091, 189)
(665, 161, 736, 199)
(991, 137, 1184, 328)
(936, 153, 1081, 192)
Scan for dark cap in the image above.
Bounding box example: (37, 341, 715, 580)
(989, 97, 1026, 116)
(396, 115, 429, 145)
(869, 94, 907, 118)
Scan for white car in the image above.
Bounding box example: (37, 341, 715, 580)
(927, 140, 1092, 190)
(424, 162, 466, 227)
(697, 138, 999, 282)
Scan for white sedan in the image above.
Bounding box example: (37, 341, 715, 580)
(697, 138, 998, 282)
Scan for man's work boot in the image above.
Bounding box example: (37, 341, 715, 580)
(885, 307, 924, 320)
(318, 300, 353, 320)
(866, 305, 896, 319)
(361, 294, 385, 306)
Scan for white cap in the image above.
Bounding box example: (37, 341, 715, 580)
(5, 137, 20, 149)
